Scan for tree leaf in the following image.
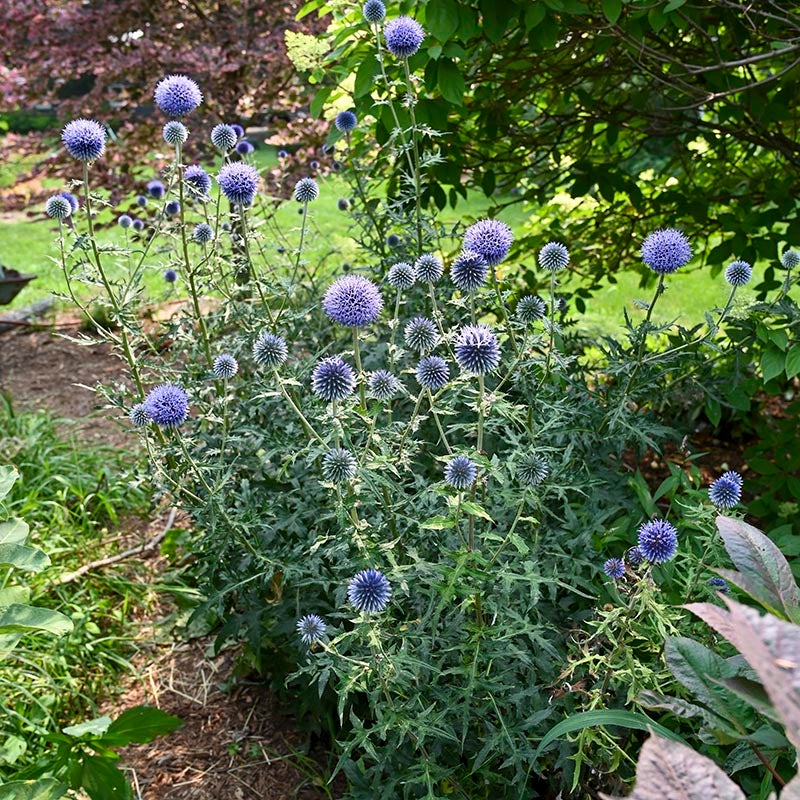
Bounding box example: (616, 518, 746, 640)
(103, 706, 182, 746)
(761, 346, 785, 383)
(437, 59, 465, 106)
(354, 54, 380, 99)
(785, 346, 800, 379)
(426, 0, 459, 41)
(602, 0, 622, 24)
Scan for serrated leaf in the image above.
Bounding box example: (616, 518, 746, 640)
(460, 500, 493, 522)
(63, 716, 112, 738)
(103, 706, 182, 746)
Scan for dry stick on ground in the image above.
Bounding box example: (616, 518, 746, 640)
(57, 508, 177, 585)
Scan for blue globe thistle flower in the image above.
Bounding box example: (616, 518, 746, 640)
(337, 198, 350, 211)
(782, 249, 800, 270)
(538, 241, 570, 272)
(218, 163, 260, 206)
(637, 519, 678, 564)
(277, 149, 289, 159)
(363, 0, 386, 23)
(294, 177, 319, 203)
(386, 233, 400, 247)
(454, 324, 501, 375)
(192, 222, 214, 244)
(296, 614, 326, 645)
(369, 370, 400, 401)
(388, 261, 416, 290)
(627, 546, 645, 566)
(463, 219, 513, 266)
(415, 253, 444, 283)
(641, 228, 692, 275)
(143, 384, 189, 428)
(404, 317, 438, 353)
(62, 119, 106, 161)
(165, 200, 180, 216)
(117, 214, 133, 229)
(210, 123, 237, 152)
(708, 471, 743, 509)
(212, 353, 238, 379)
(517, 295, 546, 322)
(46, 195, 72, 220)
(236, 140, 254, 155)
(517, 453, 548, 486)
(322, 448, 357, 483)
(323, 274, 383, 327)
(184, 165, 212, 198)
(444, 455, 477, 490)
(132, 219, 145, 232)
(252, 331, 288, 368)
(310, 160, 320, 170)
(231, 123, 244, 138)
(348, 569, 391, 613)
(129, 403, 149, 427)
(154, 75, 202, 117)
(384, 16, 425, 58)
(162, 120, 188, 146)
(708, 577, 730, 595)
(335, 110, 358, 133)
(724, 260, 752, 287)
(136, 194, 148, 207)
(555, 296, 567, 313)
(450, 250, 488, 292)
(59, 191, 79, 212)
(164, 269, 178, 283)
(416, 355, 449, 391)
(147, 180, 165, 199)
(312, 355, 356, 402)
(603, 558, 625, 580)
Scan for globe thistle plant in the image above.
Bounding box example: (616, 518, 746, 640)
(386, 233, 400, 248)
(143, 384, 189, 428)
(117, 214, 133, 229)
(416, 356, 450, 391)
(363, 0, 386, 23)
(603, 558, 625, 580)
(231, 124, 244, 138)
(312, 356, 356, 402)
(641, 228, 692, 274)
(388, 262, 416, 290)
(132, 219, 145, 232)
(294, 177, 320, 203)
(724, 260, 752, 287)
(517, 454, 549, 486)
(627, 546, 645, 566)
(218, 163, 260, 206)
(450, 250, 488, 292)
(59, 191, 79, 212)
(211, 123, 237, 152)
(454, 324, 501, 375)
(61, 119, 106, 162)
(384, 16, 425, 58)
(164, 269, 178, 283)
(147, 180, 165, 199)
(404, 317, 438, 353)
(337, 198, 350, 211)
(212, 353, 239, 380)
(323, 275, 383, 327)
(162, 120, 188, 146)
(782, 249, 800, 270)
(136, 194, 147, 207)
(369, 370, 400, 401)
(154, 75, 202, 117)
(184, 165, 212, 198)
(165, 200, 180, 216)
(444, 455, 477, 490)
(348, 569, 391, 613)
(192, 223, 214, 244)
(538, 241, 570, 272)
(708, 471, 743, 509)
(45, 195, 72, 220)
(637, 519, 678, 564)
(708, 577, 730, 595)
(322, 448, 357, 484)
(129, 403, 149, 427)
(296, 614, 326, 645)
(415, 253, 444, 283)
(335, 110, 358, 133)
(235, 140, 254, 156)
(516, 295, 546, 323)
(463, 219, 513, 266)
(252, 331, 288, 369)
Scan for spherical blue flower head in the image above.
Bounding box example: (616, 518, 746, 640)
(164, 269, 178, 283)
(388, 261, 416, 290)
(312, 355, 356, 402)
(62, 118, 106, 161)
(252, 331, 288, 368)
(218, 162, 260, 206)
(404, 317, 438, 353)
(708, 577, 730, 595)
(278, 149, 288, 159)
(386, 233, 400, 247)
(517, 295, 546, 323)
(463, 219, 513, 266)
(603, 558, 625, 580)
(323, 274, 383, 327)
(348, 569, 391, 613)
(165, 200, 180, 216)
(627, 546, 645, 566)
(782, 249, 800, 270)
(641, 228, 692, 274)
(59, 191, 79, 212)
(132, 219, 145, 232)
(162, 120, 188, 146)
(143, 384, 189, 428)
(517, 453, 548, 486)
(415, 253, 444, 283)
(136, 194, 148, 207)
(724, 259, 752, 287)
(212, 353, 238, 379)
(538, 241, 570, 272)
(231, 123, 244, 138)
(384, 16, 425, 58)
(129, 403, 149, 427)
(338, 198, 350, 211)
(294, 177, 319, 203)
(708, 471, 742, 509)
(192, 222, 214, 244)
(46, 195, 72, 220)
(184, 165, 212, 198)
(335, 110, 358, 133)
(117, 214, 133, 229)
(310, 160, 321, 171)
(450, 250, 488, 292)
(369, 370, 400, 401)
(363, 0, 386, 23)
(454, 324, 501, 375)
(154, 75, 202, 117)
(236, 140, 254, 155)
(296, 613, 326, 645)
(444, 455, 477, 490)
(147, 180, 165, 199)
(211, 123, 237, 152)
(322, 448, 357, 483)
(637, 519, 678, 564)
(416, 355, 449, 391)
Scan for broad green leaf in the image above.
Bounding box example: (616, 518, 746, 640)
(353, 54, 380, 99)
(0, 780, 67, 800)
(0, 604, 73, 636)
(426, 0, 459, 41)
(664, 0, 687, 10)
(786, 346, 800, 379)
(705, 396, 721, 428)
(602, 0, 622, 24)
(421, 515, 456, 530)
(0, 543, 49, 572)
(0, 518, 28, 545)
(77, 754, 133, 800)
(0, 586, 30, 607)
(0, 633, 22, 659)
(437, 59, 465, 106)
(0, 466, 17, 504)
(63, 716, 112, 738)
(103, 706, 182, 746)
(760, 346, 785, 383)
(0, 734, 26, 765)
